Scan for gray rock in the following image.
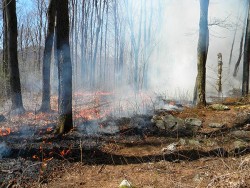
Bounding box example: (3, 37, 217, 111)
(151, 115, 162, 122)
(162, 114, 185, 131)
(185, 118, 202, 132)
(210, 104, 230, 111)
(185, 118, 202, 127)
(188, 139, 200, 146)
(179, 138, 186, 146)
(130, 117, 145, 128)
(152, 114, 185, 131)
(209, 123, 225, 129)
(155, 120, 165, 130)
(161, 142, 178, 154)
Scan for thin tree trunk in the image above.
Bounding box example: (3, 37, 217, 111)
(103, 2, 109, 86)
(233, 30, 244, 77)
(92, 1, 101, 88)
(242, 1, 250, 96)
(39, 0, 56, 112)
(80, 0, 86, 89)
(196, 0, 209, 107)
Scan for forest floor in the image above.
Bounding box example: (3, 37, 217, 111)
(0, 96, 250, 188)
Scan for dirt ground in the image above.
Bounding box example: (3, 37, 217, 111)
(1, 99, 250, 188)
(43, 155, 250, 188)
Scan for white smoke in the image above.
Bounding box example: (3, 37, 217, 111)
(0, 142, 10, 159)
(148, 0, 245, 97)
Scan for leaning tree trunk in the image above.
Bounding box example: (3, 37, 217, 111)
(54, 0, 73, 135)
(196, 0, 209, 107)
(39, 0, 56, 112)
(242, 1, 250, 96)
(5, 0, 25, 114)
(233, 30, 244, 77)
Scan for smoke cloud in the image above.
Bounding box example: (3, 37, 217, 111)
(148, 0, 245, 97)
(0, 142, 10, 159)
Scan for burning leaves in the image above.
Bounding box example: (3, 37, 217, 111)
(60, 149, 71, 156)
(0, 127, 11, 136)
(31, 142, 72, 175)
(46, 127, 53, 133)
(74, 108, 110, 121)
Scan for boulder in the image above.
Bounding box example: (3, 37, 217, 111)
(155, 120, 165, 130)
(152, 114, 201, 136)
(185, 118, 202, 127)
(209, 123, 225, 129)
(210, 104, 230, 111)
(162, 114, 185, 131)
(185, 118, 202, 132)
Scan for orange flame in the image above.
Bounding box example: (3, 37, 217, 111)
(46, 127, 53, 132)
(32, 155, 39, 160)
(43, 157, 53, 162)
(0, 128, 11, 136)
(60, 149, 71, 156)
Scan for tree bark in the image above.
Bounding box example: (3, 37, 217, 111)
(196, 0, 209, 107)
(6, 0, 25, 114)
(39, 0, 56, 112)
(54, 0, 73, 135)
(233, 30, 244, 77)
(2, 0, 10, 97)
(242, 1, 250, 96)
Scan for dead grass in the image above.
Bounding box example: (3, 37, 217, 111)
(37, 154, 250, 188)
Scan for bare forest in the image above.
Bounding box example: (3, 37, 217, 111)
(0, 0, 250, 187)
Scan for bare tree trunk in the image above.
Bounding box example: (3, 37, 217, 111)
(196, 0, 209, 107)
(39, 0, 56, 112)
(2, 0, 9, 96)
(103, 2, 109, 86)
(233, 30, 244, 77)
(37, 0, 45, 71)
(242, 1, 250, 96)
(80, 0, 86, 89)
(6, 0, 25, 114)
(113, 0, 118, 88)
(118, 23, 125, 86)
(89, 1, 94, 89)
(54, 0, 73, 135)
(99, 0, 106, 87)
(92, 1, 102, 88)
(233, 1, 248, 77)
(74, 0, 78, 89)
